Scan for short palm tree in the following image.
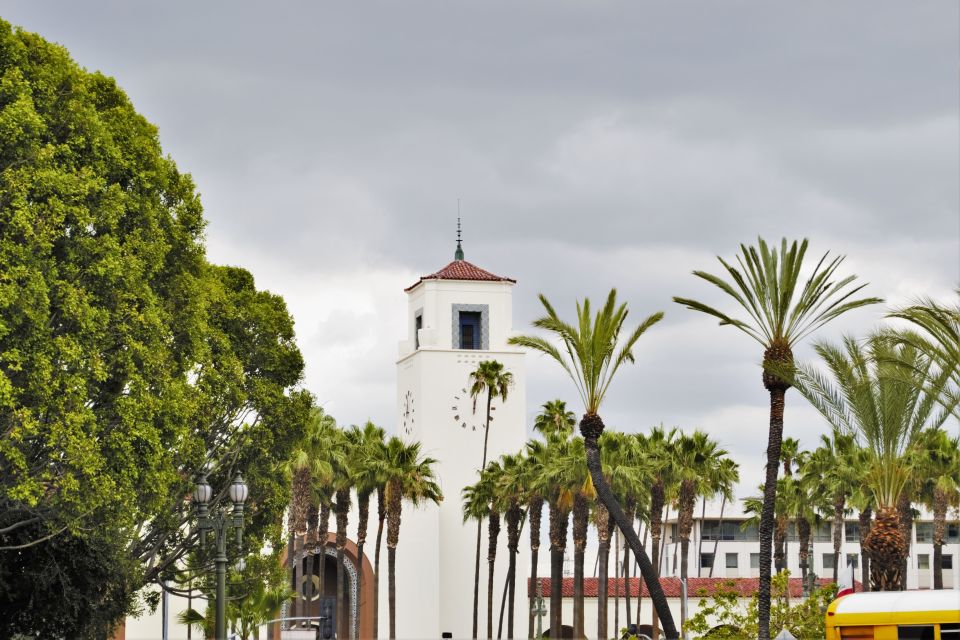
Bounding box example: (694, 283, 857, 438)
(523, 439, 548, 640)
(509, 289, 679, 639)
(467, 359, 513, 639)
(673, 237, 880, 639)
(790, 334, 957, 590)
(917, 428, 960, 589)
(641, 425, 678, 637)
(674, 430, 738, 616)
(533, 399, 576, 439)
(346, 421, 386, 637)
(806, 431, 858, 582)
(535, 434, 577, 636)
(463, 460, 502, 640)
(383, 437, 442, 639)
(493, 453, 527, 640)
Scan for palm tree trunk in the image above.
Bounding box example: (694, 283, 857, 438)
(858, 508, 871, 592)
(548, 503, 567, 637)
(505, 503, 521, 639)
(833, 495, 844, 584)
(696, 497, 707, 577)
(319, 501, 331, 601)
(649, 483, 665, 637)
(572, 495, 589, 640)
(678, 482, 695, 630)
(596, 504, 611, 640)
(863, 505, 908, 591)
(709, 495, 727, 577)
(473, 519, 483, 639)
(933, 489, 947, 590)
(774, 515, 787, 573)
(356, 489, 371, 639)
(580, 414, 679, 640)
(336, 489, 350, 639)
(374, 487, 385, 639)
(622, 540, 631, 629)
(635, 522, 648, 625)
(757, 386, 786, 640)
(386, 480, 402, 640)
(897, 493, 913, 591)
(294, 535, 303, 624)
(488, 510, 502, 640)
(529, 497, 543, 640)
(798, 518, 811, 583)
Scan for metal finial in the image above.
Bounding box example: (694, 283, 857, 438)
(455, 202, 464, 260)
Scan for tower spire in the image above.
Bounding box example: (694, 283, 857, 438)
(455, 202, 464, 261)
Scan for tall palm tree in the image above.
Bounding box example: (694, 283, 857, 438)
(917, 428, 960, 589)
(673, 237, 880, 639)
(790, 334, 956, 590)
(346, 421, 386, 637)
(534, 399, 576, 439)
(493, 453, 527, 640)
(509, 290, 679, 639)
(806, 431, 858, 582)
(467, 359, 514, 639)
(534, 434, 576, 636)
(383, 437, 442, 639)
(464, 464, 497, 640)
(324, 428, 354, 635)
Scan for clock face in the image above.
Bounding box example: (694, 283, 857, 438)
(402, 390, 415, 436)
(451, 387, 488, 432)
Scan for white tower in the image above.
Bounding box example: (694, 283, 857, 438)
(391, 232, 528, 639)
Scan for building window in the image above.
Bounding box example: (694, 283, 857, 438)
(750, 553, 760, 569)
(452, 304, 489, 350)
(701, 520, 759, 541)
(845, 553, 859, 569)
(669, 524, 678, 542)
(726, 553, 738, 569)
(414, 312, 423, 349)
(822, 553, 835, 570)
(948, 523, 959, 543)
(918, 554, 930, 570)
(813, 522, 833, 543)
(916, 522, 933, 543)
(944, 554, 954, 570)
(845, 521, 860, 543)
(700, 553, 714, 569)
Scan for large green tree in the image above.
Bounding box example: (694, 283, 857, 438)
(673, 238, 880, 639)
(0, 20, 311, 636)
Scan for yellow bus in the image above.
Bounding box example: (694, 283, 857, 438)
(825, 590, 960, 640)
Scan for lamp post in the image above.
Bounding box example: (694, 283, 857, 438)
(193, 472, 249, 640)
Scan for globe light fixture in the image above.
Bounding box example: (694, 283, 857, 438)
(229, 473, 249, 505)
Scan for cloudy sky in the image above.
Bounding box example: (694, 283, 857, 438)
(6, 2, 958, 494)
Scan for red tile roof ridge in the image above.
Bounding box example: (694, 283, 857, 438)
(404, 260, 515, 292)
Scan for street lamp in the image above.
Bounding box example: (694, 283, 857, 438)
(193, 472, 249, 640)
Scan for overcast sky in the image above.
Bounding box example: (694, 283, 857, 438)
(5, 2, 958, 495)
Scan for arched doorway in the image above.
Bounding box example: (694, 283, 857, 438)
(278, 533, 374, 639)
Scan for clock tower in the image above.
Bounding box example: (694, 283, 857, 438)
(391, 234, 528, 639)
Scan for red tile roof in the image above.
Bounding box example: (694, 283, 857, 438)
(404, 260, 515, 292)
(528, 576, 857, 598)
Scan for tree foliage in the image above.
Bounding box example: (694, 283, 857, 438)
(0, 19, 311, 635)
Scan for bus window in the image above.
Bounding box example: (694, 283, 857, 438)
(898, 627, 935, 640)
(942, 624, 960, 639)
(839, 626, 874, 639)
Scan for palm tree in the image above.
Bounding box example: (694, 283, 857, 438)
(328, 427, 354, 636)
(467, 359, 514, 639)
(347, 421, 386, 636)
(917, 428, 960, 589)
(888, 294, 960, 412)
(596, 430, 646, 640)
(806, 431, 858, 582)
(463, 460, 505, 640)
(642, 425, 678, 638)
(509, 290, 679, 639)
(534, 399, 576, 439)
(524, 439, 548, 640)
(383, 436, 442, 639)
(493, 453, 527, 640)
(284, 407, 338, 624)
(673, 237, 880, 639)
(790, 334, 956, 590)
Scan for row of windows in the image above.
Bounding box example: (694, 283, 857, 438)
(697, 552, 954, 571)
(689, 520, 960, 544)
